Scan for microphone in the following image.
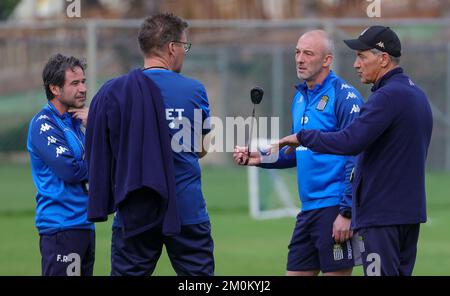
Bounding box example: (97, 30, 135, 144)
(245, 87, 264, 164)
(251, 87, 264, 105)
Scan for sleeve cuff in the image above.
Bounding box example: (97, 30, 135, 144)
(296, 130, 302, 143)
(339, 205, 351, 211)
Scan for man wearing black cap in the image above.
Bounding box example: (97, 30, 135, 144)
(274, 26, 433, 276)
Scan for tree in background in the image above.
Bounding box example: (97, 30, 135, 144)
(0, 0, 20, 20)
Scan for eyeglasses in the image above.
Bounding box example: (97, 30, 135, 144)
(171, 41, 191, 53)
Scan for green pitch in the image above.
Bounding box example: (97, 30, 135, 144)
(0, 164, 449, 275)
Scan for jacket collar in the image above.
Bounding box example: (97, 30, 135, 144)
(47, 101, 66, 118)
(371, 67, 403, 92)
(47, 101, 76, 127)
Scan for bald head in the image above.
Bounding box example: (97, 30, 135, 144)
(295, 30, 334, 87)
(299, 30, 334, 57)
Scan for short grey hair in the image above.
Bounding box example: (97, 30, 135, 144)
(370, 48, 400, 65)
(324, 34, 335, 56)
(301, 30, 335, 57)
(322, 31, 334, 55)
(317, 30, 334, 56)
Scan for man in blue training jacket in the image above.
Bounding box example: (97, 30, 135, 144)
(27, 54, 94, 276)
(275, 26, 433, 276)
(234, 30, 363, 275)
(86, 13, 213, 276)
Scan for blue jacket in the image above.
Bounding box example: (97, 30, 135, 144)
(27, 102, 94, 234)
(298, 67, 433, 229)
(85, 69, 180, 237)
(261, 71, 363, 211)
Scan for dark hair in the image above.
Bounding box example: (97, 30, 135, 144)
(138, 13, 188, 56)
(42, 53, 86, 100)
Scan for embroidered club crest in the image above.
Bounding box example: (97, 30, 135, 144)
(316, 95, 329, 111)
(333, 244, 344, 261)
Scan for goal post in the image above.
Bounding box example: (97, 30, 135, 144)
(248, 166, 300, 219)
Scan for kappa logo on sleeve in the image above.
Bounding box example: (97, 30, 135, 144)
(350, 104, 361, 114)
(40, 123, 54, 134)
(341, 83, 351, 90)
(47, 136, 57, 146)
(346, 92, 358, 100)
(56, 146, 68, 157)
(36, 115, 50, 121)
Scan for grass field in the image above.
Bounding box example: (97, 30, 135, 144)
(0, 163, 449, 275)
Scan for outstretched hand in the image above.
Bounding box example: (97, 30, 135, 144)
(271, 133, 300, 155)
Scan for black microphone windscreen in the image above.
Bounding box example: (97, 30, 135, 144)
(250, 87, 264, 104)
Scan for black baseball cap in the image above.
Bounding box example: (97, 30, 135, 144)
(344, 26, 401, 57)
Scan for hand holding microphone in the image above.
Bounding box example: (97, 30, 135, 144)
(233, 86, 264, 166)
(233, 146, 261, 166)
